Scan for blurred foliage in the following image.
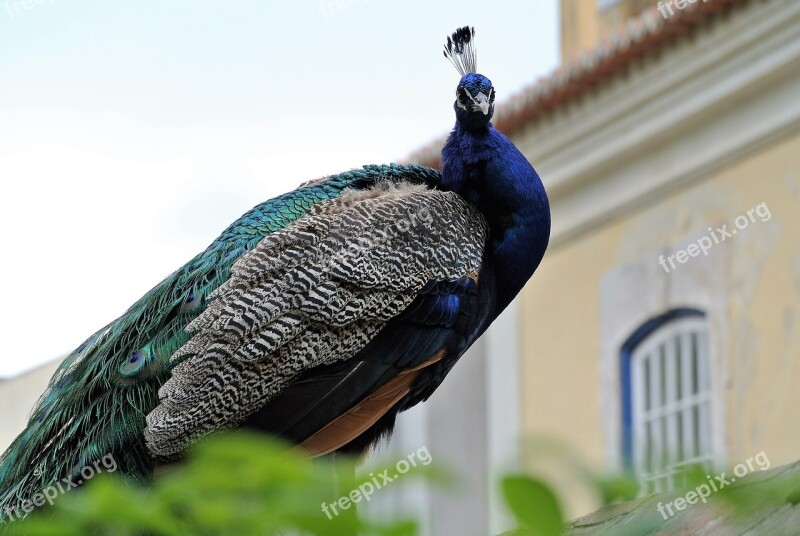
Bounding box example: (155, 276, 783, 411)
(2, 432, 446, 536)
(520, 436, 641, 506)
(501, 475, 563, 536)
(2, 432, 796, 535)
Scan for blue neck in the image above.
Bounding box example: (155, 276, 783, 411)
(441, 122, 550, 316)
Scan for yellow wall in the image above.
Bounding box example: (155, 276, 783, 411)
(720, 136, 800, 462)
(517, 218, 624, 517)
(560, 0, 600, 62)
(518, 129, 800, 516)
(560, 0, 650, 62)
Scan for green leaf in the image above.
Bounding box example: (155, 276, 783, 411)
(597, 475, 640, 504)
(501, 475, 564, 536)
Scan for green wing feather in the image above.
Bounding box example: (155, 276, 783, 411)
(0, 164, 439, 520)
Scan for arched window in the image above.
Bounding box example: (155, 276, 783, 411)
(621, 309, 712, 493)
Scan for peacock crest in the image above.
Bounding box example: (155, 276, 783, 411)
(443, 26, 477, 76)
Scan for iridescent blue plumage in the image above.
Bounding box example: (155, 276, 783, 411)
(442, 69, 550, 316)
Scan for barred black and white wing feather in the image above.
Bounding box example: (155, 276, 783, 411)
(145, 182, 487, 459)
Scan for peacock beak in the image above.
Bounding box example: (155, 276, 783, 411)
(470, 90, 492, 115)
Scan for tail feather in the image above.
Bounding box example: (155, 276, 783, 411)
(0, 164, 441, 523)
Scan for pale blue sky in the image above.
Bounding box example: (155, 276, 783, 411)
(0, 1, 558, 377)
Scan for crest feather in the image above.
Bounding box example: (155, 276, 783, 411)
(442, 26, 476, 76)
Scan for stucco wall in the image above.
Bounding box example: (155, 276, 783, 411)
(518, 128, 800, 516)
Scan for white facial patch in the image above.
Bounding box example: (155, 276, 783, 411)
(458, 87, 493, 115)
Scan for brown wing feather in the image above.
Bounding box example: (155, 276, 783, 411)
(294, 349, 446, 457)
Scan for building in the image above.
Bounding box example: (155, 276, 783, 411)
(402, 0, 800, 525)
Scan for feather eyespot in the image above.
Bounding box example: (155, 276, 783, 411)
(119, 346, 158, 379)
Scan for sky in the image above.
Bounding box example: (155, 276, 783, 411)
(0, 0, 558, 377)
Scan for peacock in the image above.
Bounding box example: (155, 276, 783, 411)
(0, 26, 550, 520)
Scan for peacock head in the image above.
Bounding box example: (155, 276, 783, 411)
(443, 27, 495, 131)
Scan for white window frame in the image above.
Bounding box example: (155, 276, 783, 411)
(631, 316, 712, 493)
